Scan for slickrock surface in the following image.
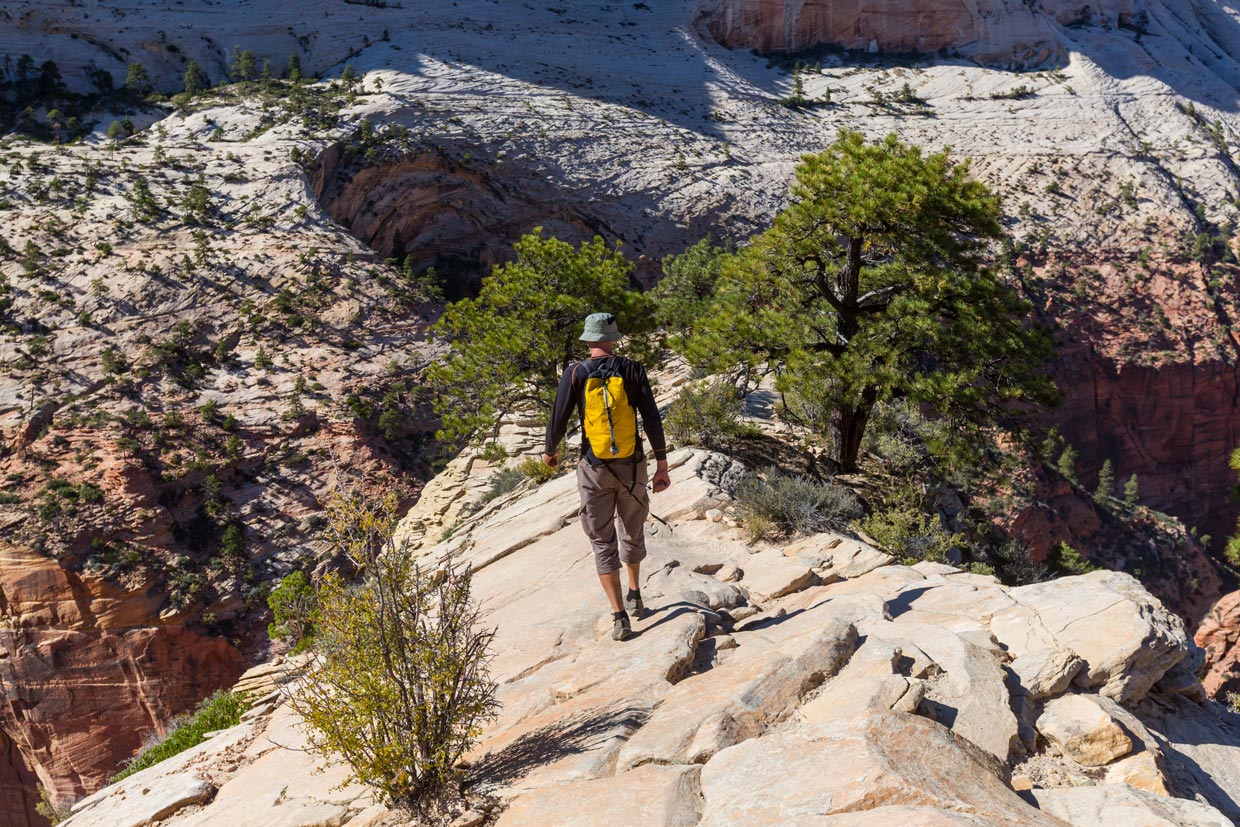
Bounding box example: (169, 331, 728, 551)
(61, 449, 1240, 827)
(8, 0, 1240, 815)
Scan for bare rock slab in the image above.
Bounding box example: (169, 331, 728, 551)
(697, 710, 1069, 827)
(62, 774, 215, 827)
(992, 571, 1188, 704)
(616, 617, 858, 769)
(495, 764, 701, 827)
(1027, 784, 1233, 827)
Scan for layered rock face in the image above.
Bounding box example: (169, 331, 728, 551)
(57, 449, 1240, 827)
(1196, 591, 1240, 697)
(316, 150, 607, 295)
(699, 0, 1137, 65)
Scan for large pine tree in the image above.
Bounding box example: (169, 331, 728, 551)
(682, 131, 1056, 471)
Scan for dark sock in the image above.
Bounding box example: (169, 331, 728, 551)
(626, 588, 641, 599)
(613, 610, 628, 620)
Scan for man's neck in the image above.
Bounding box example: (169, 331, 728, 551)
(588, 346, 614, 359)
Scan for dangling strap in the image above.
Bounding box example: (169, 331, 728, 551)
(602, 462, 672, 531)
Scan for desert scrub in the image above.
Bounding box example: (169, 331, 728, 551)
(267, 570, 316, 652)
(290, 488, 499, 811)
(861, 506, 956, 565)
(112, 690, 249, 782)
(482, 467, 526, 503)
(664, 381, 759, 450)
(518, 456, 559, 483)
(735, 466, 862, 541)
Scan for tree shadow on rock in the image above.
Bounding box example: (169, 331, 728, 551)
(467, 702, 650, 791)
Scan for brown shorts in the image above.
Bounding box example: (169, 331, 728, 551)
(576, 458, 649, 575)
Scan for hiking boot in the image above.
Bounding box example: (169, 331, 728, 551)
(625, 591, 645, 620)
(612, 613, 633, 641)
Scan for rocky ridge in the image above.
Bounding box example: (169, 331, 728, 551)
(6, 0, 1240, 817)
(58, 448, 1240, 827)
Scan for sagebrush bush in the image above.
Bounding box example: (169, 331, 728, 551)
(735, 466, 862, 540)
(290, 489, 499, 812)
(664, 381, 758, 449)
(112, 690, 249, 781)
(482, 467, 526, 502)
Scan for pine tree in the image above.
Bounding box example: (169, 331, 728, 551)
(183, 60, 208, 95)
(46, 108, 63, 144)
(105, 120, 123, 141)
(428, 229, 654, 443)
(1123, 473, 1140, 506)
(676, 131, 1057, 471)
(1057, 445, 1079, 484)
(340, 64, 356, 85)
(1095, 458, 1115, 502)
(287, 53, 302, 82)
(231, 49, 258, 83)
(125, 62, 151, 94)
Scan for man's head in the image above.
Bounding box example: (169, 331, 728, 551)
(580, 313, 621, 350)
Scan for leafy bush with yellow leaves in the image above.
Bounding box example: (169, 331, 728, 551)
(289, 488, 499, 812)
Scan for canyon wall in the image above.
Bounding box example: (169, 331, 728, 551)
(699, 0, 1139, 65)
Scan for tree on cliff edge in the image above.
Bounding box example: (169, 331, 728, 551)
(428, 229, 652, 444)
(680, 131, 1057, 471)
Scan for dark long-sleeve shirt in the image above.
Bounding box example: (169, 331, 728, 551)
(545, 355, 668, 464)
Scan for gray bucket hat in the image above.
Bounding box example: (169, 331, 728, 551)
(580, 312, 622, 343)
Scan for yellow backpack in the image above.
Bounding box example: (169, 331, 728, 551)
(582, 358, 637, 460)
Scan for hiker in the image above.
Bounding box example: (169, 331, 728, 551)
(543, 312, 671, 641)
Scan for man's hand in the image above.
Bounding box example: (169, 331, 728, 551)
(652, 460, 670, 494)
(542, 452, 559, 468)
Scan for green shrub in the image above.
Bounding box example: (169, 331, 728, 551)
(860, 507, 955, 564)
(735, 466, 862, 540)
(267, 571, 316, 652)
(518, 457, 559, 484)
(477, 441, 509, 463)
(482, 467, 525, 503)
(36, 787, 70, 824)
(1050, 542, 1096, 575)
(112, 690, 249, 781)
(291, 490, 499, 810)
(664, 382, 758, 450)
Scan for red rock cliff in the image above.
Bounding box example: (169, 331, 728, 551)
(699, 0, 1138, 66)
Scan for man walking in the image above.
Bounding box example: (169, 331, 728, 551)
(543, 312, 671, 641)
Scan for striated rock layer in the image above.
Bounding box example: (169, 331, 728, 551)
(700, 0, 1138, 66)
(1196, 590, 1240, 698)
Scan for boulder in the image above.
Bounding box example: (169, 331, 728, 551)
(1037, 695, 1133, 766)
(1026, 785, 1233, 827)
(696, 711, 1068, 827)
(1008, 647, 1085, 699)
(799, 638, 929, 723)
(991, 571, 1189, 704)
(783, 533, 893, 579)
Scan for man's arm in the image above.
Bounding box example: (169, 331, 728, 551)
(633, 364, 671, 492)
(543, 366, 577, 466)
